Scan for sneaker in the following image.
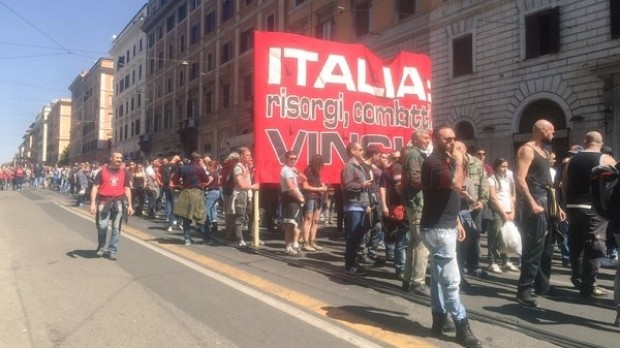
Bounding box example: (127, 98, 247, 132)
(488, 263, 503, 274)
(615, 313, 620, 327)
(411, 284, 431, 297)
(581, 286, 608, 298)
(238, 240, 247, 248)
(285, 247, 302, 257)
(184, 239, 192, 246)
(95, 248, 105, 257)
(469, 268, 489, 278)
(358, 256, 374, 264)
(107, 253, 118, 261)
(503, 262, 519, 272)
(395, 270, 405, 280)
(516, 291, 538, 307)
(167, 226, 173, 232)
(346, 266, 366, 276)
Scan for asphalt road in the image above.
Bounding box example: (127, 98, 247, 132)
(1, 188, 613, 347)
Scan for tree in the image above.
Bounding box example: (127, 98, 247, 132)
(57, 147, 69, 166)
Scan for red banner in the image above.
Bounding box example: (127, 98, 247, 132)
(253, 31, 432, 184)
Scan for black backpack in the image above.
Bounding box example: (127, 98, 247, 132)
(591, 163, 620, 220)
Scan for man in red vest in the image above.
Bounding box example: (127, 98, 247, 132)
(89, 152, 133, 260)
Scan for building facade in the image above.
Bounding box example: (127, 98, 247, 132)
(68, 58, 115, 163)
(46, 98, 72, 165)
(111, 4, 149, 161)
(429, 0, 620, 162)
(31, 105, 51, 164)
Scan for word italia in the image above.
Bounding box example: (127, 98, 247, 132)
(267, 47, 432, 101)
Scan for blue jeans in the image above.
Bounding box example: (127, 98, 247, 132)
(345, 209, 367, 269)
(421, 227, 467, 320)
(96, 200, 123, 254)
(204, 189, 221, 225)
(394, 223, 409, 272)
(163, 188, 176, 226)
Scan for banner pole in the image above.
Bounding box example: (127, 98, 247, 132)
(253, 188, 260, 247)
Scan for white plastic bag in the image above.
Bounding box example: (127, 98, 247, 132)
(499, 221, 522, 256)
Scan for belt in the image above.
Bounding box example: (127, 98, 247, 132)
(566, 204, 592, 209)
(205, 188, 221, 191)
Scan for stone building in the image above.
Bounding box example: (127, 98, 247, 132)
(429, 0, 620, 162)
(110, 4, 149, 161)
(68, 58, 115, 163)
(46, 98, 72, 165)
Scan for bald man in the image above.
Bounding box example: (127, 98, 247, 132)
(561, 131, 616, 298)
(514, 119, 564, 307)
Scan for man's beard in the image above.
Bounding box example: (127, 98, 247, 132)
(542, 137, 553, 146)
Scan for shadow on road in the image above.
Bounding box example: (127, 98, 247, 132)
(66, 249, 100, 259)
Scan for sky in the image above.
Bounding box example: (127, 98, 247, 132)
(0, 0, 146, 163)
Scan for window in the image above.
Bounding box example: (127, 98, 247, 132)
(187, 99, 198, 118)
(353, 1, 370, 37)
(124, 75, 130, 89)
(207, 52, 214, 70)
(316, 15, 334, 40)
(137, 93, 141, 107)
(397, 0, 416, 20)
(177, 3, 187, 22)
(295, 0, 305, 6)
(221, 41, 232, 63)
(190, 24, 200, 44)
(190, 0, 201, 11)
(245, 0, 253, 5)
(164, 108, 173, 129)
(222, 84, 230, 108)
(205, 11, 215, 34)
(131, 122, 135, 136)
(168, 44, 174, 59)
(166, 15, 175, 32)
(240, 27, 254, 53)
(139, 64, 142, 79)
(117, 56, 125, 70)
(154, 113, 161, 132)
(131, 97, 135, 111)
(158, 51, 164, 68)
(167, 78, 172, 93)
(525, 7, 560, 59)
(157, 25, 163, 40)
(124, 125, 128, 140)
(266, 14, 275, 31)
(190, 62, 199, 80)
(452, 34, 473, 77)
(133, 45, 136, 57)
(179, 35, 185, 52)
(148, 33, 155, 48)
(205, 91, 213, 113)
(126, 50, 130, 63)
(132, 70, 135, 84)
(222, 0, 233, 22)
(243, 74, 253, 101)
(612, 0, 620, 39)
(139, 38, 143, 51)
(179, 70, 185, 86)
(135, 119, 141, 135)
(149, 59, 155, 74)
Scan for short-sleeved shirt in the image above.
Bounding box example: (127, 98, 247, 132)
(280, 165, 299, 193)
(489, 174, 513, 213)
(420, 152, 460, 229)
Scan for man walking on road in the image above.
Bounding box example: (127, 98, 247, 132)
(562, 131, 615, 297)
(89, 152, 133, 260)
(420, 126, 482, 348)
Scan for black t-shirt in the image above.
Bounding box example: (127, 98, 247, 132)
(380, 164, 403, 207)
(420, 153, 460, 229)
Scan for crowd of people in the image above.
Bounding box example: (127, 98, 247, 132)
(7, 118, 620, 348)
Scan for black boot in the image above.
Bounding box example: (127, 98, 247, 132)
(454, 318, 482, 348)
(431, 312, 456, 337)
(210, 222, 219, 236)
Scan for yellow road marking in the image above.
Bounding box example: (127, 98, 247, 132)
(74, 207, 436, 348)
